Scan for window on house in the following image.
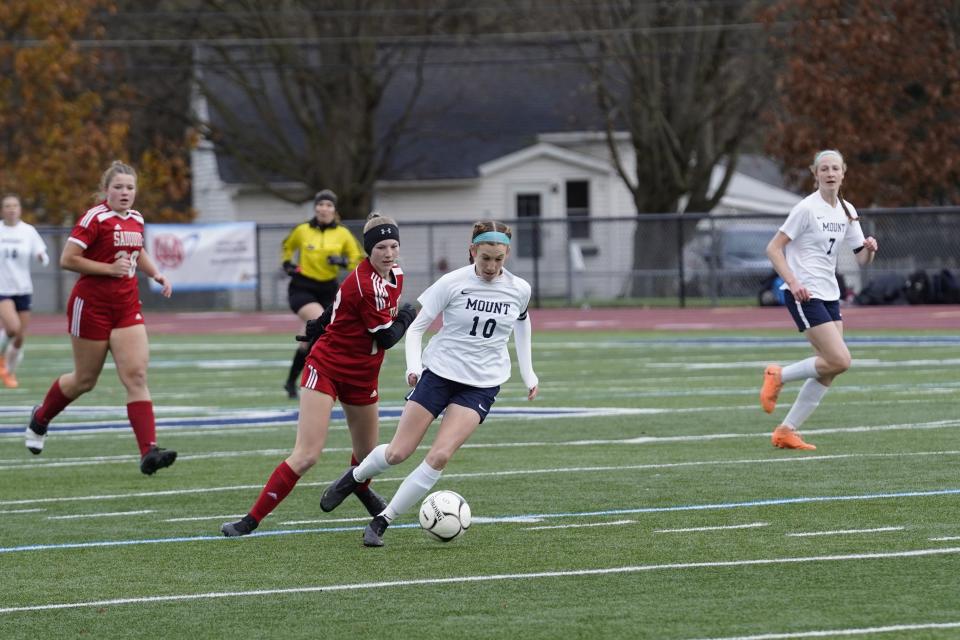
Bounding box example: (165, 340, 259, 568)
(566, 180, 590, 239)
(515, 193, 541, 259)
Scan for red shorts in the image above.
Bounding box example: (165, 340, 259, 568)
(301, 361, 379, 406)
(67, 292, 144, 340)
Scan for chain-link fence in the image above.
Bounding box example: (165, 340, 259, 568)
(29, 207, 960, 312)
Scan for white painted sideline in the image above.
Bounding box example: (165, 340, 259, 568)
(2, 449, 960, 507)
(1, 546, 957, 615)
(786, 527, 904, 538)
(687, 621, 960, 640)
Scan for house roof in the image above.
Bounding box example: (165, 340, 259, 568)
(206, 44, 608, 184)
(203, 44, 794, 194)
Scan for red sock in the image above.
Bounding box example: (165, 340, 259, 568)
(127, 401, 157, 456)
(352, 453, 372, 491)
(36, 378, 73, 426)
(249, 461, 301, 522)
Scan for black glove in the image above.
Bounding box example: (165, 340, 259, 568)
(295, 305, 333, 348)
(282, 261, 298, 276)
(396, 302, 417, 326)
(295, 317, 325, 348)
(327, 255, 349, 267)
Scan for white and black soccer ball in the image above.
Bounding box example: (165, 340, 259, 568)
(418, 490, 471, 542)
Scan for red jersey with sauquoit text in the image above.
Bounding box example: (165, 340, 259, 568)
(310, 258, 405, 386)
(67, 202, 145, 306)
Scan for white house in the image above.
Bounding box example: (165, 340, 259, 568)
(190, 48, 805, 301)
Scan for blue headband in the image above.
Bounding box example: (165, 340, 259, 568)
(472, 231, 511, 245)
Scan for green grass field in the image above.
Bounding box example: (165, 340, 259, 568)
(1, 329, 959, 639)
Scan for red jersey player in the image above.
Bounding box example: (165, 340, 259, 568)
(25, 161, 177, 475)
(222, 213, 417, 536)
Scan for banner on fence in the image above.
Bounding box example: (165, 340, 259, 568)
(145, 222, 258, 291)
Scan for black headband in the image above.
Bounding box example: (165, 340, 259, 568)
(364, 223, 399, 254)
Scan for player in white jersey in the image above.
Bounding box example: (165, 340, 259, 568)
(760, 150, 878, 450)
(0, 194, 49, 388)
(319, 220, 539, 546)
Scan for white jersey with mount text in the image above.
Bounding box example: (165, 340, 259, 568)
(779, 191, 866, 301)
(410, 264, 532, 388)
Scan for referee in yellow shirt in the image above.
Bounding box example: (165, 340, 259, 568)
(281, 189, 363, 398)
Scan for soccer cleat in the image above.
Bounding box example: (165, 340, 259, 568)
(0, 355, 6, 376)
(283, 379, 298, 399)
(221, 514, 259, 537)
(363, 515, 389, 547)
(24, 405, 47, 455)
(320, 466, 360, 513)
(1, 371, 17, 388)
(140, 445, 178, 475)
(760, 364, 783, 414)
(355, 487, 388, 518)
(771, 425, 816, 450)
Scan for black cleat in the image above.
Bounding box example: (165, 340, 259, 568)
(363, 515, 389, 547)
(221, 514, 259, 537)
(283, 379, 298, 399)
(355, 487, 388, 518)
(320, 466, 360, 513)
(24, 405, 47, 455)
(140, 445, 177, 475)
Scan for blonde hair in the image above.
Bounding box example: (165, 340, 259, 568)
(99, 160, 137, 194)
(809, 149, 854, 221)
(363, 211, 397, 233)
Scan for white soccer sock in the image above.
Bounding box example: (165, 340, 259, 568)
(4, 344, 22, 374)
(782, 379, 829, 430)
(781, 356, 819, 383)
(0, 329, 7, 353)
(382, 461, 442, 522)
(353, 444, 391, 482)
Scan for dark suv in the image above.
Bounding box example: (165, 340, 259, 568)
(682, 224, 780, 298)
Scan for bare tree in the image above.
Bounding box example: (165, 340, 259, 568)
(554, 1, 778, 294)
(184, 1, 458, 219)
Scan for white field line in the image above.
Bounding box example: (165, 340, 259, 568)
(525, 519, 635, 531)
(655, 522, 769, 534)
(1, 546, 958, 615)
(4, 488, 958, 555)
(3, 449, 960, 507)
(0, 508, 45, 514)
(46, 510, 154, 521)
(930, 536, 960, 541)
(3, 420, 960, 471)
(688, 621, 960, 639)
(785, 526, 904, 538)
(164, 514, 245, 523)
(279, 516, 372, 525)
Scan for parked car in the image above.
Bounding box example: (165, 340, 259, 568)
(683, 221, 862, 300)
(682, 223, 780, 298)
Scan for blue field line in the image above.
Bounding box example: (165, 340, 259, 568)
(0, 410, 301, 435)
(0, 407, 608, 436)
(2, 487, 958, 555)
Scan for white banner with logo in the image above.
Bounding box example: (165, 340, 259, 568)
(145, 222, 258, 291)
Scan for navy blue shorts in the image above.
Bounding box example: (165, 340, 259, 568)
(783, 290, 841, 332)
(405, 368, 500, 424)
(0, 294, 31, 312)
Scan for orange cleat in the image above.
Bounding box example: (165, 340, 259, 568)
(1, 371, 18, 388)
(760, 364, 783, 414)
(771, 425, 816, 450)
(0, 355, 6, 377)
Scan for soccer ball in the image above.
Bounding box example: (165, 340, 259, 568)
(418, 490, 471, 542)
